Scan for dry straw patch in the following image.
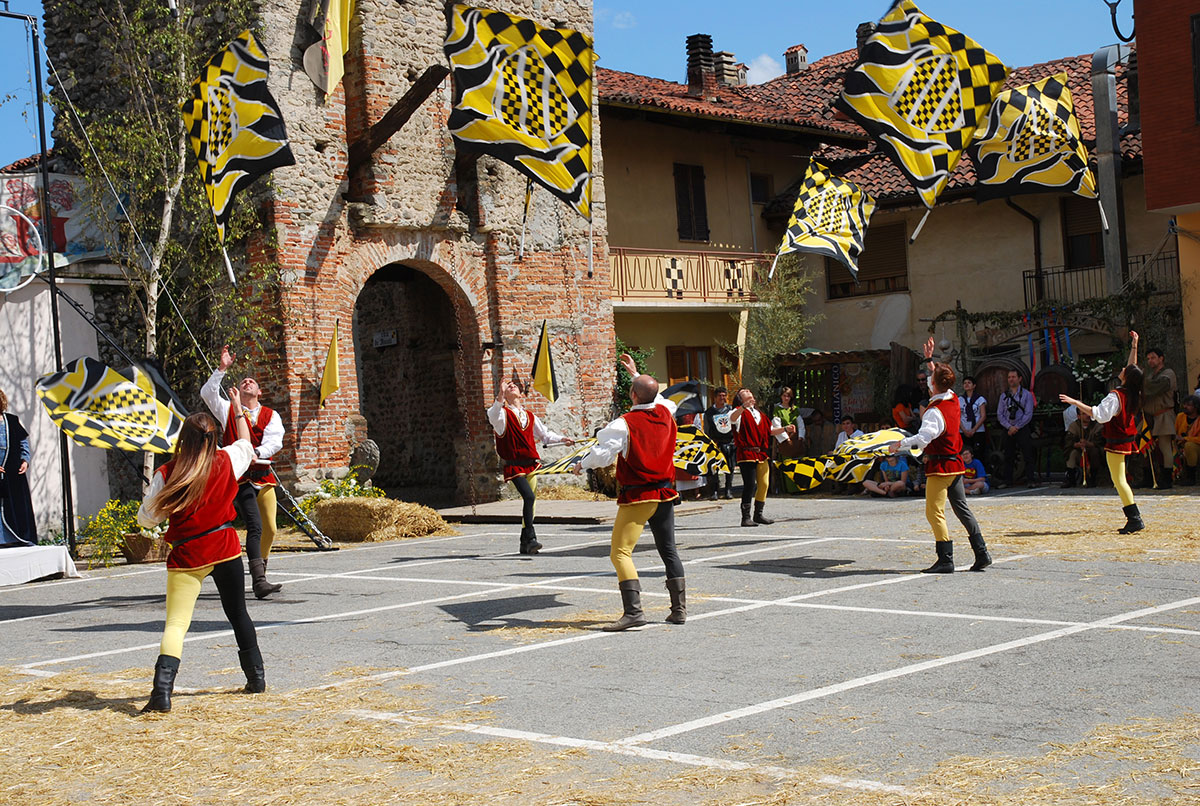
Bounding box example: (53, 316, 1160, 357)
(311, 498, 457, 543)
(535, 484, 612, 502)
(2, 668, 1198, 805)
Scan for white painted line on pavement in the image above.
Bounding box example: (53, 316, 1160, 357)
(616, 594, 1200, 746)
(349, 709, 915, 796)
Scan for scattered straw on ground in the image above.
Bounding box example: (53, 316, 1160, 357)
(311, 498, 457, 543)
(2, 665, 1197, 805)
(534, 484, 612, 502)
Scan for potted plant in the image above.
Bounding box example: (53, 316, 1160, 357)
(78, 500, 169, 567)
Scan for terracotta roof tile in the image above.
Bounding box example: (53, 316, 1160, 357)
(596, 67, 864, 138)
(1, 151, 52, 173)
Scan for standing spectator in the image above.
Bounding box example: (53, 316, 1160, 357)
(961, 448, 989, 495)
(702, 387, 735, 500)
(997, 369, 1038, 488)
(959, 375, 987, 458)
(0, 387, 37, 548)
(730, 388, 791, 527)
(1062, 408, 1104, 488)
(771, 387, 805, 493)
(1143, 347, 1178, 489)
(863, 453, 909, 497)
(1174, 394, 1200, 486)
(834, 415, 864, 449)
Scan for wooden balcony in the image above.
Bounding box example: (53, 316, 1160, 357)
(609, 247, 769, 305)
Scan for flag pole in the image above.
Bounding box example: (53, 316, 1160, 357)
(1097, 199, 1109, 233)
(587, 218, 593, 279)
(221, 247, 237, 286)
(910, 209, 932, 244)
(768, 253, 779, 279)
(518, 178, 531, 261)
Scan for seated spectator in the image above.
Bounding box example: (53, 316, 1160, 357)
(891, 385, 919, 431)
(961, 447, 989, 495)
(1174, 394, 1200, 486)
(863, 453, 910, 497)
(805, 409, 835, 457)
(834, 415, 864, 449)
(1063, 407, 1104, 488)
(909, 455, 927, 495)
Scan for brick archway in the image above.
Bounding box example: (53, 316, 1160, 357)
(352, 261, 480, 505)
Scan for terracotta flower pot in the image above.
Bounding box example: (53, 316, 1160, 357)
(120, 532, 170, 564)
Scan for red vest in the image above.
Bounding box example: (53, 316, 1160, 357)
(495, 405, 540, 480)
(616, 405, 680, 505)
(222, 402, 279, 486)
(733, 408, 771, 463)
(158, 450, 242, 571)
(1103, 389, 1138, 455)
(924, 396, 965, 476)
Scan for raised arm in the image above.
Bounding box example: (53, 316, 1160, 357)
(1127, 330, 1139, 368)
(229, 386, 252, 444)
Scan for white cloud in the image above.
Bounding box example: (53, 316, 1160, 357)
(746, 53, 784, 85)
(612, 11, 636, 29)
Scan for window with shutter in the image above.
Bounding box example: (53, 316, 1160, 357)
(825, 222, 909, 299)
(674, 163, 710, 242)
(1061, 196, 1104, 270)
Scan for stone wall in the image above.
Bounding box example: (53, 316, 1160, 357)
(253, 0, 613, 503)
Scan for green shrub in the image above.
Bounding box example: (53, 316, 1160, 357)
(78, 500, 146, 568)
(298, 475, 387, 516)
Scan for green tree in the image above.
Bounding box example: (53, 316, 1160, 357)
(719, 254, 821, 401)
(49, 0, 283, 477)
(612, 338, 654, 415)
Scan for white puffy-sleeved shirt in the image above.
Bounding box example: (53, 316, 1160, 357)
(580, 395, 678, 471)
(486, 400, 569, 445)
(898, 390, 954, 451)
(1090, 391, 1123, 424)
(200, 369, 284, 460)
(137, 439, 256, 528)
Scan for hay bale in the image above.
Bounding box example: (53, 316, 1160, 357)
(311, 497, 456, 543)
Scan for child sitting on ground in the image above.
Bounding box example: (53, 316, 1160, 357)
(962, 447, 989, 495)
(863, 453, 911, 497)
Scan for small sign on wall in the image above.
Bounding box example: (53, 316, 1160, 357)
(373, 329, 398, 348)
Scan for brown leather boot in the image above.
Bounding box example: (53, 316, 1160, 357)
(665, 577, 686, 624)
(249, 558, 282, 599)
(602, 579, 647, 631)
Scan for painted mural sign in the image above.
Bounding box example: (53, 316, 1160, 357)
(0, 173, 107, 289)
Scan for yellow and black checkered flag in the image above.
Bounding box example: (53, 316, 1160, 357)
(675, 424, 730, 477)
(969, 73, 1097, 202)
(531, 319, 559, 403)
(836, 0, 1009, 210)
(528, 439, 596, 476)
(36, 357, 188, 454)
(182, 31, 295, 248)
(776, 457, 828, 492)
(444, 4, 593, 219)
(778, 160, 877, 279)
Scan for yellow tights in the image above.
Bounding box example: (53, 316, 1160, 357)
(925, 474, 956, 542)
(610, 501, 659, 582)
(258, 486, 278, 556)
(161, 566, 211, 659)
(1107, 452, 1135, 507)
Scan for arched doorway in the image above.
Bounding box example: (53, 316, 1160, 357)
(353, 263, 462, 504)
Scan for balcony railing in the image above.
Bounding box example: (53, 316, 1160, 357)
(1022, 252, 1180, 308)
(610, 247, 769, 303)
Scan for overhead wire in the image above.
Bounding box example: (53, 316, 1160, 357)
(43, 51, 214, 374)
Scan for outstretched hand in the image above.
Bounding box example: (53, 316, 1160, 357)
(618, 353, 638, 377)
(219, 344, 236, 371)
(923, 336, 935, 361)
(229, 386, 242, 410)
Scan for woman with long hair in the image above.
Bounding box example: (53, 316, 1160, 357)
(1060, 331, 1146, 534)
(890, 338, 992, 573)
(137, 387, 265, 713)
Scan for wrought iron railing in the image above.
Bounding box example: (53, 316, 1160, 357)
(609, 247, 769, 303)
(1022, 251, 1180, 308)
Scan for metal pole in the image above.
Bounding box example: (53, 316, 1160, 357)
(5, 11, 78, 553)
(1092, 44, 1129, 295)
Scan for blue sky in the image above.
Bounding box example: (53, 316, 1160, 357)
(0, 0, 1137, 168)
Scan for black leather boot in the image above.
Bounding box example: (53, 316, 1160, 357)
(602, 579, 647, 631)
(967, 533, 992, 572)
(740, 502, 757, 528)
(921, 541, 955, 574)
(665, 577, 686, 624)
(249, 558, 282, 599)
(1061, 468, 1078, 489)
(238, 647, 266, 693)
(519, 526, 542, 555)
(753, 501, 774, 525)
(1184, 465, 1198, 487)
(1158, 470, 1173, 490)
(1117, 503, 1145, 534)
(722, 477, 733, 499)
(142, 654, 180, 713)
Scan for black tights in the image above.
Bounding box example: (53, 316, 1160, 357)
(211, 557, 259, 651)
(511, 475, 536, 531)
(234, 483, 264, 560)
(648, 501, 684, 579)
